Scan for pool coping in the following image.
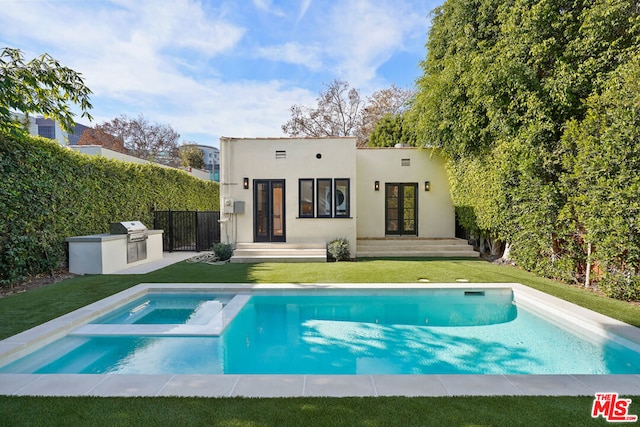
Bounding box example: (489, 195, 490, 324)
(1, 282, 639, 398)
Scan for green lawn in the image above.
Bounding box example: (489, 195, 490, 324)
(0, 395, 625, 426)
(0, 258, 638, 426)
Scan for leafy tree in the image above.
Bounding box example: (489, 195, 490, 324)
(83, 114, 180, 164)
(368, 113, 417, 147)
(180, 144, 205, 169)
(561, 55, 640, 300)
(358, 85, 415, 146)
(282, 80, 414, 146)
(412, 0, 640, 296)
(0, 47, 92, 135)
(76, 126, 126, 153)
(282, 79, 363, 141)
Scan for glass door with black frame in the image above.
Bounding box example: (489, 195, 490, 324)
(385, 183, 417, 236)
(254, 179, 286, 242)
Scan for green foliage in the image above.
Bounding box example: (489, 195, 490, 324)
(211, 242, 233, 261)
(560, 55, 640, 299)
(598, 271, 640, 301)
(0, 132, 219, 285)
(327, 237, 351, 261)
(412, 0, 640, 299)
(0, 396, 619, 427)
(0, 47, 93, 135)
(368, 113, 418, 147)
(180, 144, 205, 169)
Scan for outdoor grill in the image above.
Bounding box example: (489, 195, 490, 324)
(110, 221, 148, 263)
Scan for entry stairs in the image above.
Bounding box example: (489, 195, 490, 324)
(230, 238, 479, 263)
(356, 238, 479, 258)
(230, 242, 327, 263)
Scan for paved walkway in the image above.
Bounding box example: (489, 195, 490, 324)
(111, 251, 200, 274)
(3, 372, 639, 397)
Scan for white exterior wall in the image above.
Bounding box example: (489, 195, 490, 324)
(219, 137, 358, 248)
(69, 145, 151, 164)
(69, 145, 213, 181)
(356, 148, 455, 238)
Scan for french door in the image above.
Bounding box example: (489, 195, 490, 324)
(385, 183, 418, 236)
(254, 180, 286, 242)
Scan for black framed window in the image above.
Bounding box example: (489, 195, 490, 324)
(298, 179, 314, 218)
(317, 179, 332, 218)
(334, 178, 350, 217)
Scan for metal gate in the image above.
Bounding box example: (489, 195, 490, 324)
(153, 210, 220, 252)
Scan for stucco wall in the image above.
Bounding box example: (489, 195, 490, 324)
(219, 137, 358, 247)
(220, 139, 455, 247)
(356, 148, 455, 238)
(69, 145, 213, 181)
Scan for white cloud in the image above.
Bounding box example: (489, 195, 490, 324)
(127, 78, 316, 142)
(298, 0, 313, 21)
(252, 0, 286, 17)
(0, 0, 249, 131)
(0, 0, 432, 145)
(252, 0, 428, 89)
(324, 0, 425, 88)
(126, 1, 245, 55)
(257, 42, 323, 71)
(0, 1, 244, 57)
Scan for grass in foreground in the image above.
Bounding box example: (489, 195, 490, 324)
(0, 395, 633, 427)
(0, 258, 639, 426)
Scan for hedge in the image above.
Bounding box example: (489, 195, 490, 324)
(0, 132, 219, 285)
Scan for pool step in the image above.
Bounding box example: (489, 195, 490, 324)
(356, 238, 479, 258)
(231, 242, 327, 263)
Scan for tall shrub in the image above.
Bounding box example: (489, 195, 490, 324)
(561, 56, 640, 300)
(0, 132, 219, 285)
(412, 0, 640, 298)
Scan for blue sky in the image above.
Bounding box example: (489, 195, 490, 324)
(0, 0, 441, 147)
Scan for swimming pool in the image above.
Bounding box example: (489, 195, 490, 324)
(91, 292, 234, 325)
(1, 284, 639, 376)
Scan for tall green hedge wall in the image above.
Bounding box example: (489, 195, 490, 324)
(0, 132, 220, 285)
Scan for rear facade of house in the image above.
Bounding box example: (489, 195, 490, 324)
(219, 137, 477, 262)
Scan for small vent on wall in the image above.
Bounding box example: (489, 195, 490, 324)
(401, 158, 410, 166)
(275, 150, 286, 159)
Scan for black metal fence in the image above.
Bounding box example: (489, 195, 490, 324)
(154, 210, 220, 252)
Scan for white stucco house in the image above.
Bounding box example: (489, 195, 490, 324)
(219, 136, 478, 262)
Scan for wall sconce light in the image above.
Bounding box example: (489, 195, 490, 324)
(424, 181, 431, 192)
(243, 177, 249, 189)
(374, 181, 380, 191)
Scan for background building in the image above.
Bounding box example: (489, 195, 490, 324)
(14, 113, 89, 146)
(189, 144, 220, 181)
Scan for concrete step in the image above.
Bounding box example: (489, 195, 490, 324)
(233, 248, 327, 257)
(231, 255, 327, 263)
(231, 242, 327, 263)
(357, 243, 473, 251)
(235, 242, 325, 250)
(357, 238, 469, 246)
(356, 250, 480, 258)
(356, 238, 479, 258)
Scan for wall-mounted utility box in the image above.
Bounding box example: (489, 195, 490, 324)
(233, 201, 245, 214)
(223, 198, 234, 213)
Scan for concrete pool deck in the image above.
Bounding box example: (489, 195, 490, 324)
(0, 282, 639, 397)
(110, 251, 200, 274)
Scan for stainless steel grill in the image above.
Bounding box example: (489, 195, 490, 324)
(110, 221, 148, 263)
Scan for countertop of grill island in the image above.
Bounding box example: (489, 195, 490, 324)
(66, 229, 163, 242)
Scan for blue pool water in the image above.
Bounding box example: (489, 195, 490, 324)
(92, 293, 233, 325)
(1, 290, 639, 375)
